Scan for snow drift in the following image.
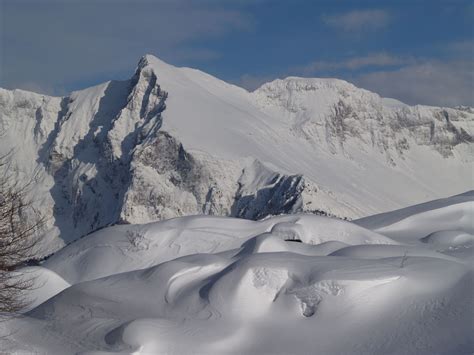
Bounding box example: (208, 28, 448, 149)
(1, 192, 472, 354)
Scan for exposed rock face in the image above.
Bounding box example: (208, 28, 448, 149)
(120, 131, 241, 223)
(253, 78, 473, 161)
(0, 55, 472, 253)
(121, 132, 316, 223)
(231, 160, 306, 220)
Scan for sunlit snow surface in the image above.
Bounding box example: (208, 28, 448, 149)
(1, 192, 473, 354)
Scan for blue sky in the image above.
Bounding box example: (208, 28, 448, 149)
(1, 0, 472, 106)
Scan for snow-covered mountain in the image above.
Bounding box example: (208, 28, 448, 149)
(0, 54, 472, 252)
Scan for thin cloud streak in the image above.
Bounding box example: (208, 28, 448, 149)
(354, 60, 474, 107)
(296, 53, 414, 74)
(322, 9, 391, 32)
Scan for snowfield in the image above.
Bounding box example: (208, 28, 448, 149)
(1, 191, 473, 354)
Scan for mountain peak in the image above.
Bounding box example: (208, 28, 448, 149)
(263, 76, 357, 89)
(255, 76, 374, 102)
(135, 54, 179, 79)
(138, 54, 173, 70)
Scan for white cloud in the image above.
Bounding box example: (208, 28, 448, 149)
(322, 9, 390, 32)
(354, 60, 474, 107)
(298, 53, 412, 74)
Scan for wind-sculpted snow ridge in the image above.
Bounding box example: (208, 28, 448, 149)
(1, 193, 473, 354)
(0, 54, 473, 253)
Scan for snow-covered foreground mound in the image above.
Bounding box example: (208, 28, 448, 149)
(1, 192, 473, 354)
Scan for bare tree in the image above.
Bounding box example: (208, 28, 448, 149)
(399, 251, 408, 268)
(0, 154, 45, 314)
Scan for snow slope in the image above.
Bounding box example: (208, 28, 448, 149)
(355, 190, 473, 243)
(0, 55, 472, 253)
(1, 193, 472, 354)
